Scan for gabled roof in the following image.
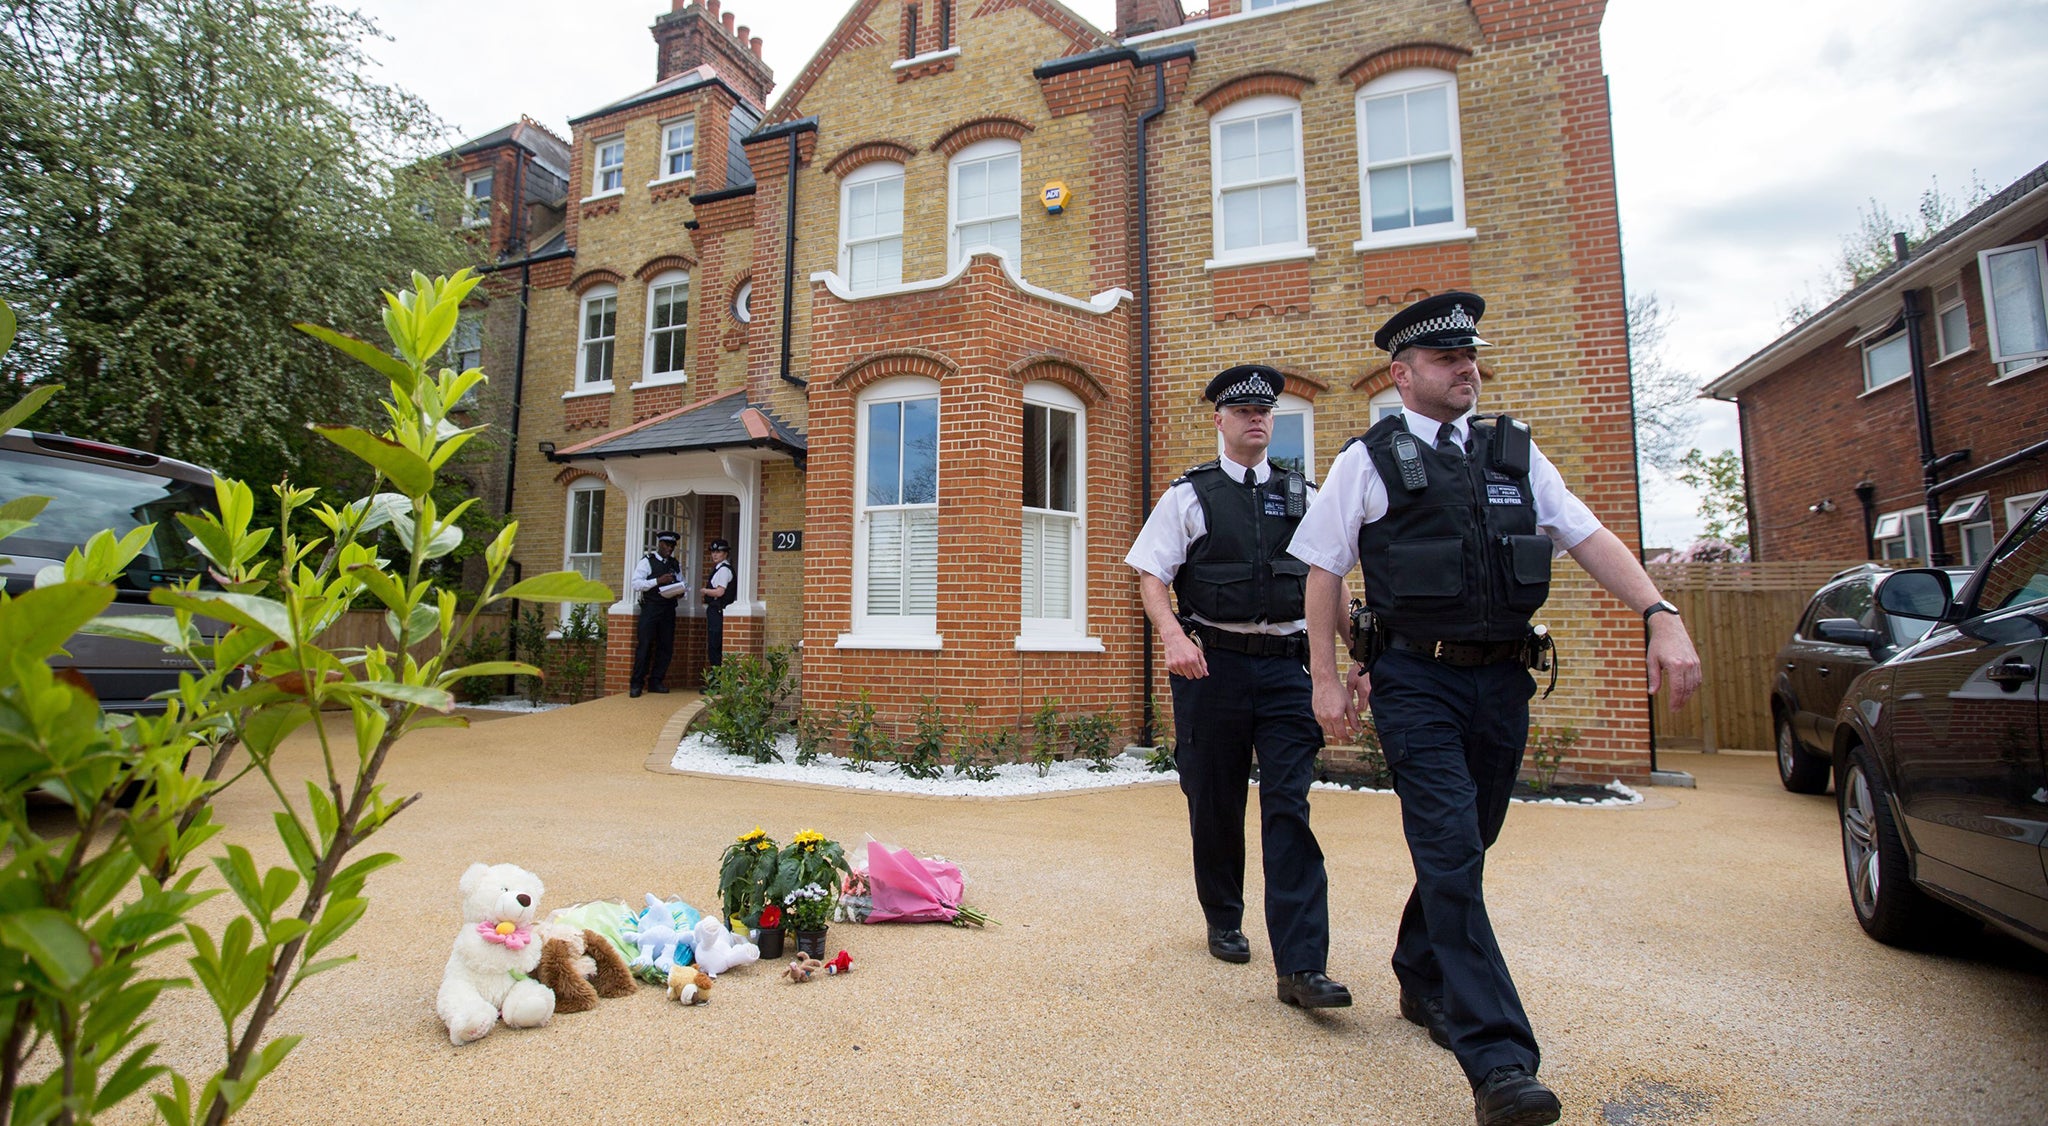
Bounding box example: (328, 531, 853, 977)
(552, 390, 806, 463)
(1706, 157, 2048, 399)
(452, 116, 573, 181)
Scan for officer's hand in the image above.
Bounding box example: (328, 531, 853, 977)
(1313, 671, 1359, 743)
(1164, 630, 1207, 680)
(1350, 665, 1372, 710)
(1646, 617, 1702, 710)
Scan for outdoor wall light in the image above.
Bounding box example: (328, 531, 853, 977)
(1808, 498, 1836, 514)
(537, 440, 556, 457)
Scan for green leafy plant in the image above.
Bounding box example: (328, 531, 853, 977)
(716, 827, 782, 930)
(901, 696, 947, 780)
(446, 625, 509, 703)
(1530, 723, 1581, 793)
(766, 830, 852, 928)
(506, 604, 607, 704)
(0, 273, 610, 1125)
(700, 648, 795, 763)
(1142, 694, 1175, 772)
(1029, 697, 1062, 776)
(781, 882, 834, 932)
(950, 704, 1005, 782)
(1068, 710, 1121, 773)
(841, 689, 883, 773)
(793, 705, 831, 767)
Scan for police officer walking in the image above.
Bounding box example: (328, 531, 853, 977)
(1288, 294, 1701, 1126)
(628, 529, 685, 697)
(701, 537, 735, 670)
(1126, 364, 1350, 1010)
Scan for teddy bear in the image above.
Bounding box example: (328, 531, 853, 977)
(436, 862, 558, 1045)
(621, 894, 692, 976)
(782, 954, 824, 983)
(532, 926, 638, 1014)
(667, 964, 714, 1005)
(690, 915, 760, 976)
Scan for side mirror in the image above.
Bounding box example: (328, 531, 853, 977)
(1877, 568, 1955, 622)
(1814, 617, 1884, 652)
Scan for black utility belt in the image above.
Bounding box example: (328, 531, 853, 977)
(1385, 633, 1525, 667)
(1191, 625, 1308, 660)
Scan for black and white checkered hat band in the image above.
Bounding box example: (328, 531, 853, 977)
(1389, 307, 1480, 351)
(1219, 375, 1276, 401)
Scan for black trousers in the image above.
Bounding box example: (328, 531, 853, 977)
(1368, 647, 1539, 1085)
(705, 604, 725, 667)
(630, 602, 676, 691)
(1170, 646, 1330, 976)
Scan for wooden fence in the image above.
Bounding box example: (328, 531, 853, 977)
(1647, 560, 1904, 752)
(313, 609, 510, 660)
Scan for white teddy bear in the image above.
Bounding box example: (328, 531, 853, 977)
(436, 862, 558, 1046)
(691, 915, 760, 976)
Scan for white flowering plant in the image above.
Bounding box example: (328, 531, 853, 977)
(783, 882, 834, 931)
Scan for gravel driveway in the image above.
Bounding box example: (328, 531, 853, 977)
(108, 693, 2048, 1124)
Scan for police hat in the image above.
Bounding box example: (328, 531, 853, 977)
(1204, 364, 1283, 408)
(1374, 291, 1492, 353)
(708, 538, 729, 552)
(654, 530, 680, 545)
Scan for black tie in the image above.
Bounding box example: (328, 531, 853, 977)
(1244, 466, 1257, 488)
(1436, 422, 1464, 461)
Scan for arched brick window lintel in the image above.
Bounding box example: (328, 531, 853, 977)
(826, 139, 920, 178)
(569, 268, 625, 296)
(553, 465, 610, 488)
(1343, 42, 1472, 89)
(1196, 71, 1315, 116)
(1009, 355, 1107, 405)
(833, 349, 957, 393)
(634, 255, 696, 282)
(931, 116, 1036, 158)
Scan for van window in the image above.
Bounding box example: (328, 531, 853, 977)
(0, 448, 215, 588)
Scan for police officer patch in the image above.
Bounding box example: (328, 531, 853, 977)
(1486, 483, 1525, 505)
(1263, 491, 1288, 517)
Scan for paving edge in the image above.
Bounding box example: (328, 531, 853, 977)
(645, 698, 705, 775)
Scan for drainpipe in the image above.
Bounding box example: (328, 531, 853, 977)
(1899, 266, 1949, 565)
(744, 117, 818, 390)
(1854, 479, 1877, 560)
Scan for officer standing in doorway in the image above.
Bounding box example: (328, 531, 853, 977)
(702, 537, 735, 670)
(628, 529, 685, 697)
(1289, 293, 1701, 1126)
(1126, 364, 1351, 1010)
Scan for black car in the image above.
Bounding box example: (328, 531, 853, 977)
(1832, 496, 2048, 955)
(1771, 564, 1964, 793)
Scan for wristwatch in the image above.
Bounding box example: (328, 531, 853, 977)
(1642, 599, 1681, 623)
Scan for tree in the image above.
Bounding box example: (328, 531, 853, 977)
(1676, 447, 1749, 552)
(1626, 291, 1700, 473)
(0, 0, 480, 489)
(1780, 173, 1994, 326)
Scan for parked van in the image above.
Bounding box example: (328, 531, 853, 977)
(0, 429, 221, 711)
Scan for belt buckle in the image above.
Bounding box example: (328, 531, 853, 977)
(1431, 640, 1449, 661)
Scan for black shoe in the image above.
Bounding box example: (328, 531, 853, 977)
(1206, 927, 1251, 964)
(1400, 990, 1451, 1049)
(1276, 971, 1352, 1009)
(649, 684, 671, 694)
(628, 687, 643, 698)
(1473, 1066, 1560, 1126)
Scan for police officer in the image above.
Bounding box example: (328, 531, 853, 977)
(1125, 364, 1350, 1010)
(1289, 294, 1701, 1126)
(628, 530, 685, 697)
(701, 538, 735, 669)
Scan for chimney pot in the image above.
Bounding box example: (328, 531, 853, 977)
(723, 12, 735, 33)
(751, 36, 763, 58)
(736, 24, 749, 43)
(707, 0, 720, 18)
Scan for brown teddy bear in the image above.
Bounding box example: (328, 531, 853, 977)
(782, 954, 825, 984)
(667, 964, 714, 1004)
(533, 927, 638, 1014)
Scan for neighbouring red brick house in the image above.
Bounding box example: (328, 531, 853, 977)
(1706, 159, 2048, 567)
(471, 0, 1656, 780)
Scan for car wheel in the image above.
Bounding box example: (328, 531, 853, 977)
(1839, 744, 1966, 948)
(1776, 715, 1829, 794)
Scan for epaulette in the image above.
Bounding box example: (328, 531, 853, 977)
(1170, 458, 1222, 487)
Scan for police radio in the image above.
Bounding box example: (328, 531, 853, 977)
(1391, 432, 1428, 492)
(1284, 471, 1307, 517)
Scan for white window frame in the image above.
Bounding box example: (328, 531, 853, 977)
(656, 117, 696, 182)
(564, 481, 607, 622)
(1355, 69, 1474, 251)
(640, 270, 689, 384)
(591, 136, 625, 196)
(1019, 382, 1091, 647)
(1248, 0, 1306, 9)
(949, 138, 1023, 271)
(1369, 386, 1405, 425)
(1874, 506, 1929, 562)
(576, 285, 618, 391)
(732, 279, 753, 323)
(840, 161, 906, 294)
(1861, 329, 1911, 394)
(1978, 240, 2048, 377)
(2006, 491, 2047, 532)
(1215, 391, 1316, 478)
(1939, 493, 1992, 566)
(448, 310, 483, 373)
(462, 170, 494, 229)
(1208, 94, 1310, 268)
(1934, 280, 1969, 361)
(843, 376, 941, 648)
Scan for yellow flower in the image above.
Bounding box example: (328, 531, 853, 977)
(755, 840, 772, 852)
(792, 829, 825, 846)
(737, 827, 765, 843)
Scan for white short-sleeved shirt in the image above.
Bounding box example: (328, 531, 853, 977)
(631, 550, 679, 594)
(1286, 410, 1602, 578)
(1125, 453, 1316, 635)
(708, 561, 734, 602)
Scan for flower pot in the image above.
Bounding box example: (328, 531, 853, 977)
(794, 927, 829, 959)
(756, 925, 785, 959)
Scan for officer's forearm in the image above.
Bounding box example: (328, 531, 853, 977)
(1305, 567, 1349, 681)
(1136, 573, 1188, 643)
(1565, 528, 1666, 612)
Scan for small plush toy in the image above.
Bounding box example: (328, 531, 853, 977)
(782, 955, 824, 983)
(622, 895, 690, 975)
(667, 964, 714, 1005)
(532, 927, 638, 1014)
(824, 950, 853, 975)
(691, 915, 760, 975)
(436, 862, 558, 1045)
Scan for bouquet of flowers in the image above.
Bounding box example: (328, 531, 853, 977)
(766, 828, 852, 916)
(718, 826, 781, 931)
(782, 883, 834, 932)
(836, 868, 872, 923)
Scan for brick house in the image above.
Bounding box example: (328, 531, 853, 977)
(1705, 159, 2048, 567)
(493, 0, 1656, 780)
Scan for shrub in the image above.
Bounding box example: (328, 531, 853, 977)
(793, 705, 832, 766)
(701, 648, 796, 764)
(901, 696, 947, 780)
(950, 704, 1004, 782)
(1530, 723, 1580, 792)
(1069, 710, 1121, 773)
(841, 689, 883, 773)
(1029, 697, 1062, 776)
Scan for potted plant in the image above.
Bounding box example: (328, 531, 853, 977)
(718, 827, 782, 933)
(769, 829, 852, 957)
(783, 883, 835, 957)
(753, 903, 785, 959)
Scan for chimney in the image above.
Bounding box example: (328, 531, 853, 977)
(652, 0, 775, 108)
(1115, 0, 1185, 38)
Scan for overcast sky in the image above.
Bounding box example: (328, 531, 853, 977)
(347, 0, 2048, 547)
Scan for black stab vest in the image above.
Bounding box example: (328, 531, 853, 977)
(1172, 461, 1311, 624)
(639, 551, 682, 610)
(1354, 415, 1553, 642)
